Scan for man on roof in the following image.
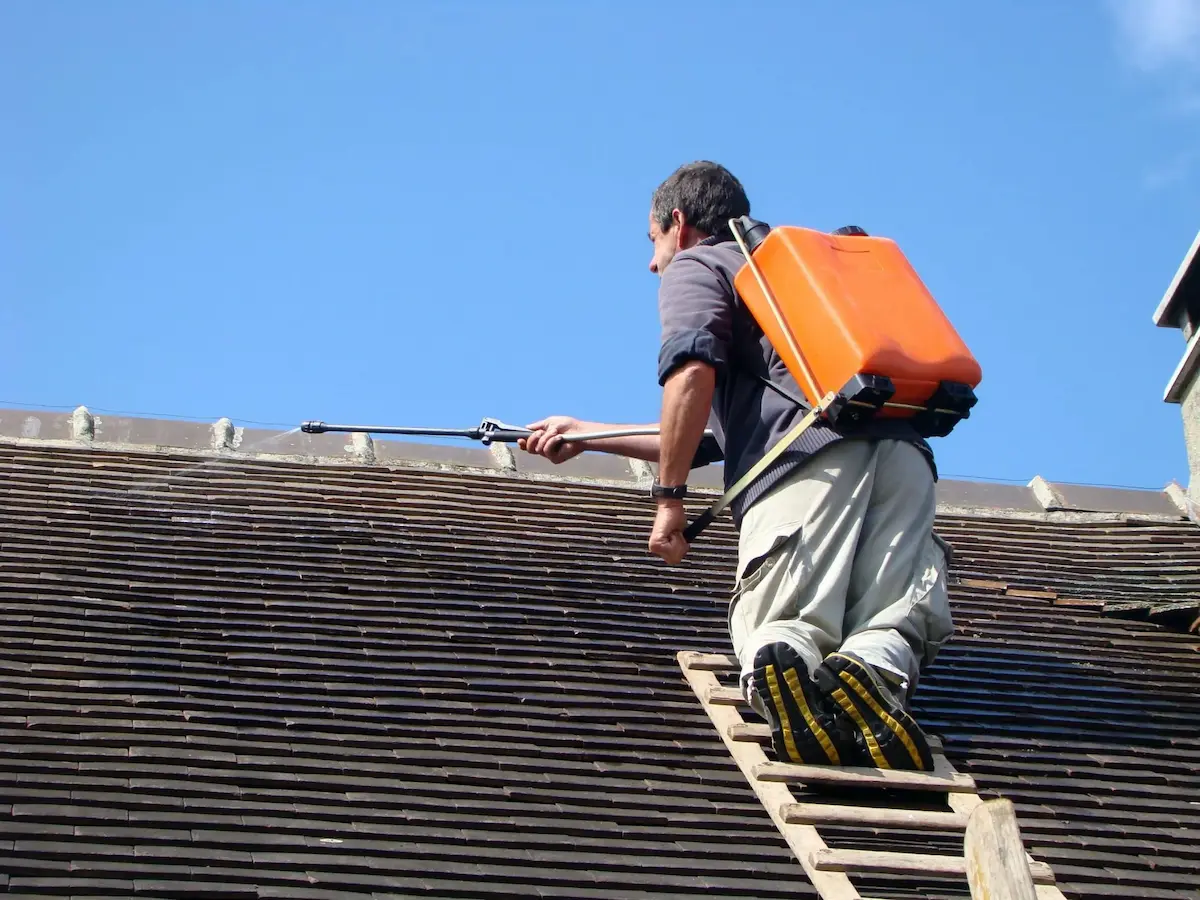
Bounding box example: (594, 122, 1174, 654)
(519, 161, 954, 772)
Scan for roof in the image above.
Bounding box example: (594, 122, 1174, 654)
(2, 408, 1200, 899)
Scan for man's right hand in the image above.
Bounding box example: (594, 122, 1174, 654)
(519, 416, 588, 465)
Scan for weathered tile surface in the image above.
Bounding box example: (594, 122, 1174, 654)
(0, 443, 1198, 900)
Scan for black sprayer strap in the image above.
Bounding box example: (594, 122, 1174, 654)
(757, 372, 810, 410)
(682, 508, 716, 544)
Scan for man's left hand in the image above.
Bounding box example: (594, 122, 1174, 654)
(648, 500, 690, 564)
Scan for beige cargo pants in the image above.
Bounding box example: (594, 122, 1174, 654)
(728, 438, 954, 706)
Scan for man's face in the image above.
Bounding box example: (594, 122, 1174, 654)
(648, 210, 679, 278)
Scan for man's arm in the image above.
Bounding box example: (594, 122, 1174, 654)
(584, 429, 661, 461)
(656, 361, 716, 487)
(647, 360, 716, 565)
(649, 253, 734, 564)
(519, 414, 723, 466)
(519, 416, 661, 463)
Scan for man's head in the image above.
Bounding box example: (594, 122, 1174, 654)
(648, 160, 750, 276)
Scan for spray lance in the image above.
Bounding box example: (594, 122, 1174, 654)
(299, 417, 724, 541)
(299, 417, 692, 446)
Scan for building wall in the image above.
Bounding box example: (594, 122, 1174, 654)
(1185, 374, 1200, 515)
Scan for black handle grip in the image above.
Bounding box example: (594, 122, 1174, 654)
(484, 429, 534, 443)
(683, 508, 716, 543)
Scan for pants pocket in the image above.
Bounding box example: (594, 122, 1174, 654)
(732, 527, 798, 597)
(727, 531, 799, 655)
(729, 545, 779, 630)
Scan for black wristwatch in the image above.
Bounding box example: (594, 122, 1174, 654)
(651, 482, 688, 500)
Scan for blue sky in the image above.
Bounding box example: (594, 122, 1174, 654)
(3, 1, 1198, 490)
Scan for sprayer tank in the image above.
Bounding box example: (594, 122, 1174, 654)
(733, 225, 981, 420)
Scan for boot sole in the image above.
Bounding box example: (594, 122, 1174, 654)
(751, 643, 845, 766)
(818, 652, 935, 771)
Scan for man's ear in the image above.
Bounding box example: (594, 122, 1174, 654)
(671, 208, 690, 249)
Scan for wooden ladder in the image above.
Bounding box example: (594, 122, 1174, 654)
(678, 651, 1067, 900)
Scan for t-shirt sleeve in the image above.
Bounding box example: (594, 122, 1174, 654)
(691, 433, 725, 468)
(656, 254, 734, 387)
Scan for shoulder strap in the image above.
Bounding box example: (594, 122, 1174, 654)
(756, 371, 811, 410)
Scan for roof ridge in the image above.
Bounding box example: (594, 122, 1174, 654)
(0, 405, 1192, 525)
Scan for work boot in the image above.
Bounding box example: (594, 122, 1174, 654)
(815, 651, 936, 771)
(746, 642, 855, 766)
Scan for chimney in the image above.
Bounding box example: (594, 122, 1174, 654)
(1152, 229, 1200, 519)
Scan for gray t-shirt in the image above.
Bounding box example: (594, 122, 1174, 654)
(657, 236, 936, 527)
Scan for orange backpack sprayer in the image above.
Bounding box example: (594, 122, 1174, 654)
(680, 216, 982, 541)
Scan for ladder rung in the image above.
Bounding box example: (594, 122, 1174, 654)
(782, 802, 969, 830)
(730, 722, 944, 753)
(755, 761, 976, 792)
(707, 685, 745, 705)
(683, 652, 738, 671)
(729, 722, 771, 742)
(810, 848, 1056, 884)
